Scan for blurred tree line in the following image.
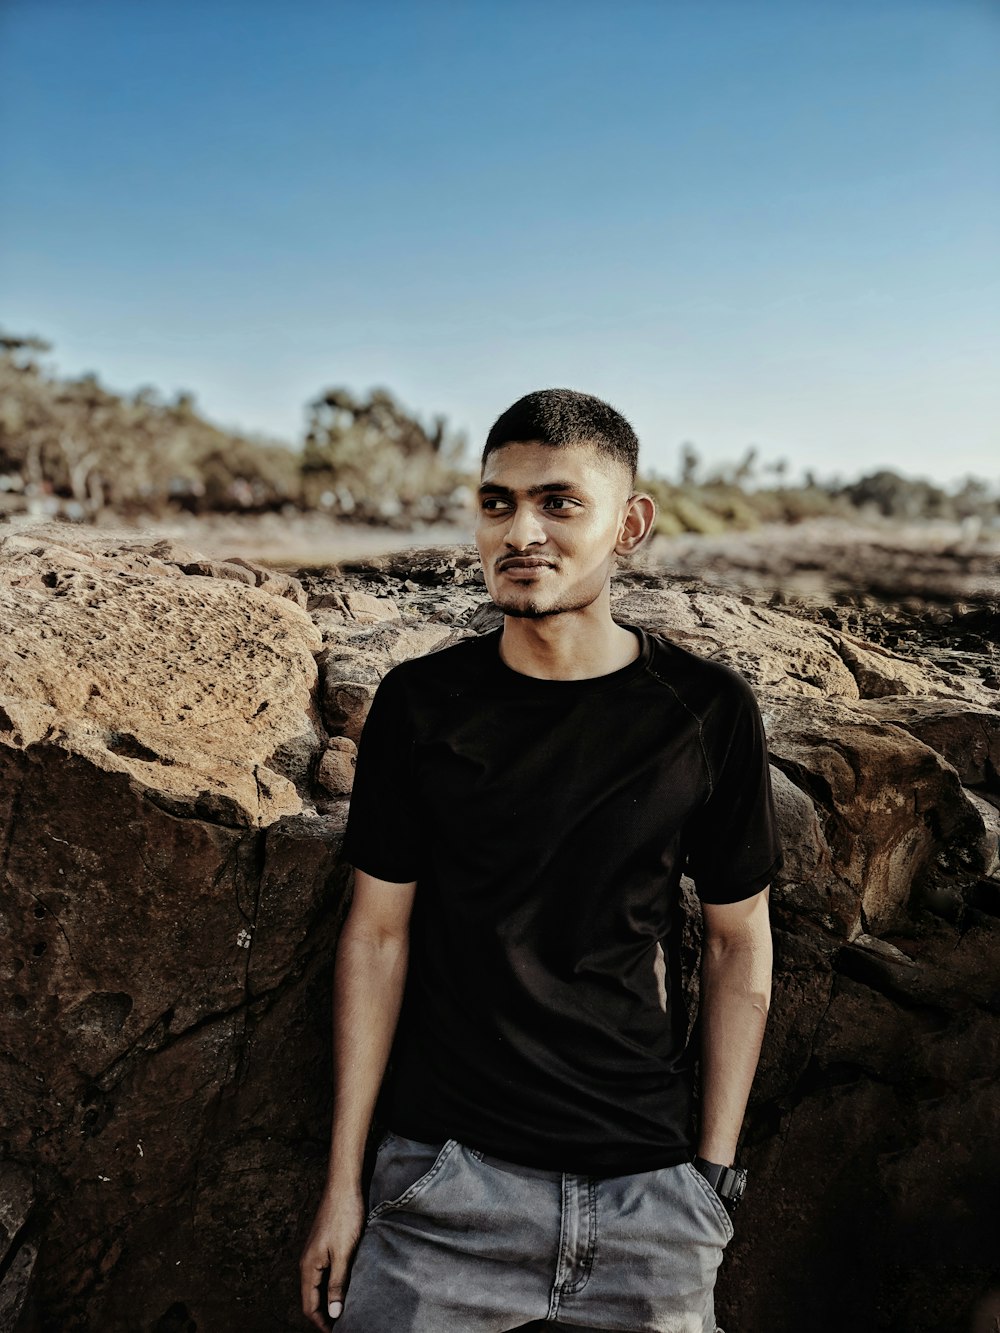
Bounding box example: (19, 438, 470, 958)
(0, 332, 469, 526)
(1, 330, 996, 532)
(639, 443, 999, 537)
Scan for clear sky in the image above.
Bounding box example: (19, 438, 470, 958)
(1, 0, 997, 485)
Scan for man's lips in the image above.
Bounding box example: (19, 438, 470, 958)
(497, 558, 555, 573)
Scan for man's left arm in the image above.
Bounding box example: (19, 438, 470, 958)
(697, 886, 773, 1166)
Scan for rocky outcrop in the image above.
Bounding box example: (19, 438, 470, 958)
(0, 527, 348, 1333)
(1, 528, 998, 1332)
(0, 529, 320, 824)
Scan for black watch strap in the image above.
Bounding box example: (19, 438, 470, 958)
(693, 1156, 747, 1209)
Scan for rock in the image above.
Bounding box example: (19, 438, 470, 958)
(3, 532, 998, 1333)
(320, 677, 377, 743)
(0, 767, 346, 1329)
(335, 545, 481, 583)
(343, 589, 401, 623)
(316, 627, 453, 740)
(218, 555, 308, 607)
(613, 585, 862, 699)
(0, 1161, 36, 1331)
(316, 736, 357, 797)
(834, 633, 944, 698)
(178, 556, 257, 586)
(855, 696, 1000, 786)
(724, 901, 1000, 1329)
(613, 582, 996, 708)
(0, 526, 340, 1328)
(308, 588, 402, 625)
(0, 523, 323, 826)
(765, 698, 986, 934)
(103, 537, 308, 608)
(765, 766, 845, 930)
(964, 790, 1000, 878)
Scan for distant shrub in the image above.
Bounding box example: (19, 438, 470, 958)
(839, 470, 952, 521)
(301, 386, 468, 525)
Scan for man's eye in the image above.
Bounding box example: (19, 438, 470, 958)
(480, 498, 510, 512)
(544, 497, 577, 510)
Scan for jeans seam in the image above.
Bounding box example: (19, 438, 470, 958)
(561, 1176, 597, 1295)
(546, 1173, 571, 1320)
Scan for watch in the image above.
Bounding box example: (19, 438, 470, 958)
(692, 1156, 748, 1210)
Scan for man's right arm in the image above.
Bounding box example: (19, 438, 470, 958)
(299, 868, 417, 1328)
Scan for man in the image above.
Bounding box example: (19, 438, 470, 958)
(300, 389, 781, 1333)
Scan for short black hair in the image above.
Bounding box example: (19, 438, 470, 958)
(482, 388, 639, 484)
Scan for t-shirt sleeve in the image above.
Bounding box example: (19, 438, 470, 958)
(339, 667, 423, 883)
(683, 671, 784, 905)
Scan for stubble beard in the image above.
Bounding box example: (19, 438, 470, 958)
(490, 581, 604, 620)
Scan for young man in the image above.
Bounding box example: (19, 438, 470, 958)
(300, 389, 781, 1333)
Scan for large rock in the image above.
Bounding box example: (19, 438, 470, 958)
(0, 526, 340, 1331)
(0, 528, 323, 824)
(855, 695, 1000, 788)
(1, 527, 998, 1332)
(765, 699, 985, 934)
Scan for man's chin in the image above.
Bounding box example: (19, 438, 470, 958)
(490, 590, 602, 619)
(496, 602, 557, 619)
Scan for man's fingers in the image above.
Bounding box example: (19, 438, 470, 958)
(300, 1199, 363, 1325)
(300, 1241, 355, 1325)
(300, 1250, 331, 1327)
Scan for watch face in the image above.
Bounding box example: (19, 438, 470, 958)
(693, 1158, 747, 1205)
(724, 1168, 747, 1206)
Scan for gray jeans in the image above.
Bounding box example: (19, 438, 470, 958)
(337, 1133, 732, 1332)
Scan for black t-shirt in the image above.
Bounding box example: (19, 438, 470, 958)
(340, 623, 783, 1175)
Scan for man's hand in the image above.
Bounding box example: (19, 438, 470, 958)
(300, 869, 416, 1325)
(299, 1187, 365, 1327)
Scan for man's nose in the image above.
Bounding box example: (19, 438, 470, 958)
(503, 504, 547, 549)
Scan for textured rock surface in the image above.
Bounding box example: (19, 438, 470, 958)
(0, 527, 322, 825)
(1, 528, 998, 1332)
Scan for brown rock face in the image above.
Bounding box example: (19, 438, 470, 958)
(1, 531, 998, 1332)
(0, 526, 348, 1331)
(0, 528, 323, 824)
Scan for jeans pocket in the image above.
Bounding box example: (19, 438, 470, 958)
(366, 1135, 458, 1225)
(682, 1162, 735, 1244)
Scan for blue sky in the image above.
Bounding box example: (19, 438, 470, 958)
(1, 0, 997, 485)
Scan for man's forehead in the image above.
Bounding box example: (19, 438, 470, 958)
(480, 439, 626, 489)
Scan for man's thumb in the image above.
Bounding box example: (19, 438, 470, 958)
(326, 1266, 346, 1320)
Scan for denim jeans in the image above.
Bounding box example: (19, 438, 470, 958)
(337, 1133, 732, 1332)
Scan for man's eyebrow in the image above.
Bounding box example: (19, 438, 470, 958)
(477, 481, 586, 497)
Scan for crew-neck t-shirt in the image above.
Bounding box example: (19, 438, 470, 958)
(340, 623, 783, 1176)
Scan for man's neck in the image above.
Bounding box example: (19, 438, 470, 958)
(498, 604, 640, 681)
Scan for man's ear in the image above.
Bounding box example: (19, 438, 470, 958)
(615, 492, 656, 556)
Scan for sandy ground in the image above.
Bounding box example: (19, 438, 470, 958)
(9, 508, 994, 598)
(645, 516, 1000, 605)
(95, 509, 478, 568)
